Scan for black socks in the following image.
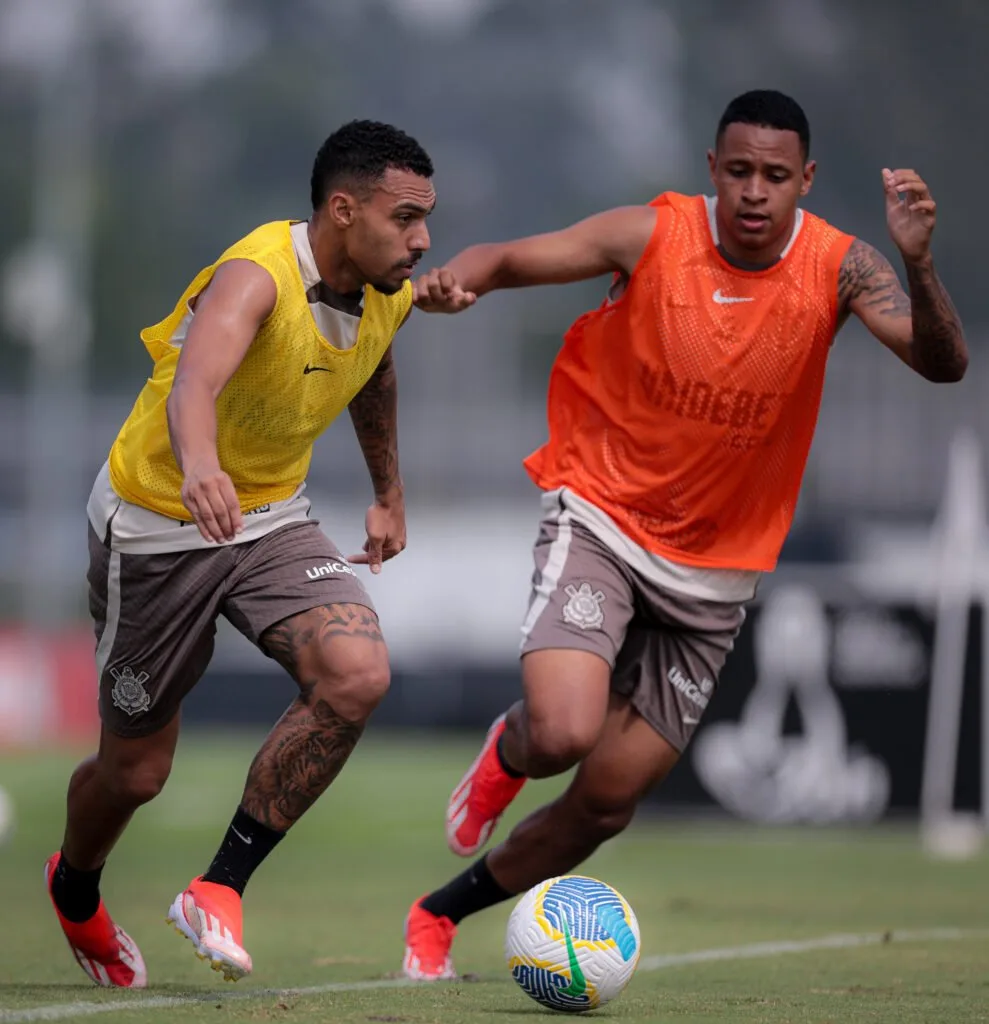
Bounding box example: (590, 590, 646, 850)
(496, 733, 525, 779)
(420, 855, 513, 925)
(51, 807, 284, 922)
(50, 854, 104, 923)
(201, 807, 286, 896)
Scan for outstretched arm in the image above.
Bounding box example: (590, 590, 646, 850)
(839, 169, 967, 383)
(414, 205, 659, 311)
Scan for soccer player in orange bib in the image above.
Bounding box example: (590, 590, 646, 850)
(400, 90, 968, 979)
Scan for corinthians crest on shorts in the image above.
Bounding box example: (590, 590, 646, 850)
(109, 666, 151, 716)
(562, 581, 606, 630)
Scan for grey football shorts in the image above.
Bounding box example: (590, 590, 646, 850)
(520, 505, 746, 752)
(87, 520, 374, 737)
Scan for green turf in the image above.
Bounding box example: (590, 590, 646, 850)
(1, 729, 987, 1022)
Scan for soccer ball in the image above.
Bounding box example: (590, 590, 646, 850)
(505, 875, 640, 1013)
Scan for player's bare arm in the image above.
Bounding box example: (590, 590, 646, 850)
(838, 169, 967, 383)
(166, 259, 277, 542)
(347, 343, 406, 573)
(413, 205, 658, 312)
(349, 344, 401, 501)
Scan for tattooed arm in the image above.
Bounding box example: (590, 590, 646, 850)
(837, 239, 968, 382)
(347, 344, 406, 572)
(349, 344, 401, 500)
(838, 168, 967, 382)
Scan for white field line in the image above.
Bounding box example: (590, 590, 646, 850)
(2, 927, 986, 1022)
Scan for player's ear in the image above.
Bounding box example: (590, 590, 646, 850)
(800, 160, 817, 197)
(707, 148, 718, 187)
(326, 190, 357, 228)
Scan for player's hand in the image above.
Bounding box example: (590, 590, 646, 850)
(412, 268, 477, 313)
(884, 168, 937, 264)
(180, 460, 244, 543)
(349, 492, 407, 574)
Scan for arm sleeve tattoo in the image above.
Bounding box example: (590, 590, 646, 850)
(348, 346, 401, 498)
(838, 238, 967, 382)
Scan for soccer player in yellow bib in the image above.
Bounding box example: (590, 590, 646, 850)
(44, 121, 464, 987)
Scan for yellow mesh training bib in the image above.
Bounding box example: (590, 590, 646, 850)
(108, 221, 411, 521)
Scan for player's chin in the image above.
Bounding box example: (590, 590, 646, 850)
(726, 224, 787, 256)
(372, 273, 411, 296)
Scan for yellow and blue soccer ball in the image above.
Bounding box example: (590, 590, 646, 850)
(505, 875, 640, 1013)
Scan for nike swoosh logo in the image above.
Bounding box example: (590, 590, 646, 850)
(559, 915, 587, 998)
(712, 289, 754, 304)
(231, 827, 253, 845)
(303, 364, 333, 374)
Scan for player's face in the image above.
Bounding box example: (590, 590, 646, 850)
(708, 124, 815, 259)
(350, 168, 435, 294)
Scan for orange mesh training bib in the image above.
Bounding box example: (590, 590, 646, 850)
(524, 192, 854, 572)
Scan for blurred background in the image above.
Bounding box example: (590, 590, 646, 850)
(0, 0, 986, 842)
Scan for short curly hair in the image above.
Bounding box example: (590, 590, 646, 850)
(310, 120, 434, 210)
(717, 90, 810, 158)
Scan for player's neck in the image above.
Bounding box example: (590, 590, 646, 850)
(306, 216, 365, 297)
(717, 243, 782, 271)
(714, 209, 796, 269)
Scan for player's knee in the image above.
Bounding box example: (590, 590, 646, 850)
(586, 804, 636, 843)
(569, 793, 637, 846)
(526, 718, 600, 776)
(100, 753, 172, 807)
(308, 646, 391, 722)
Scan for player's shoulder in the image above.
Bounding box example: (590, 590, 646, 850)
(800, 207, 856, 246)
(795, 209, 857, 280)
(219, 220, 293, 260)
(645, 191, 704, 213)
(642, 193, 713, 240)
(632, 193, 711, 258)
(213, 221, 296, 301)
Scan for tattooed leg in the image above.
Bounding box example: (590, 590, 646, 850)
(199, 604, 389, 894)
(243, 603, 389, 830)
(237, 688, 362, 829)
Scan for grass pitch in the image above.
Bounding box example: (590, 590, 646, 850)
(1, 730, 987, 1022)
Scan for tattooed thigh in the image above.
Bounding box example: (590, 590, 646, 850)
(260, 604, 391, 721)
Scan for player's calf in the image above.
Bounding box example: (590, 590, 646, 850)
(61, 722, 179, 877)
(489, 790, 636, 894)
